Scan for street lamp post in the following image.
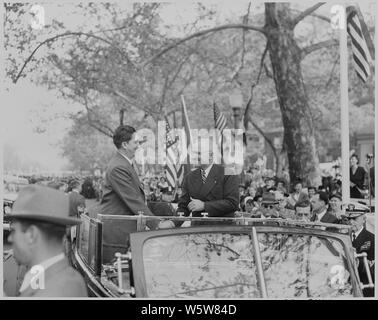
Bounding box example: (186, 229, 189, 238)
(229, 89, 244, 184)
(229, 89, 243, 129)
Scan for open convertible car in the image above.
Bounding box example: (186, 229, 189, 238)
(71, 211, 374, 298)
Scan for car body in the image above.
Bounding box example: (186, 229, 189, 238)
(71, 214, 370, 298)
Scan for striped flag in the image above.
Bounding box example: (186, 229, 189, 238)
(347, 6, 372, 82)
(165, 118, 183, 190)
(213, 102, 228, 161)
(213, 102, 227, 133)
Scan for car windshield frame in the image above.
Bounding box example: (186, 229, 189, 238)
(129, 225, 362, 298)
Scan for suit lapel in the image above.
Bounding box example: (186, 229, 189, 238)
(201, 165, 220, 197)
(353, 228, 366, 248)
(192, 168, 202, 188)
(320, 213, 329, 223)
(116, 153, 144, 195)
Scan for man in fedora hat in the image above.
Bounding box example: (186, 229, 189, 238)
(7, 185, 87, 297)
(259, 192, 280, 218)
(342, 206, 375, 297)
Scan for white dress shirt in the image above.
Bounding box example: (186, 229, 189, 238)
(202, 164, 213, 179)
(352, 226, 364, 241)
(19, 252, 65, 293)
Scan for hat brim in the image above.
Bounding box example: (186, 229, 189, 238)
(8, 212, 82, 226)
(342, 212, 366, 219)
(261, 201, 279, 205)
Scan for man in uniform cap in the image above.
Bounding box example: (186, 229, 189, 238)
(7, 185, 88, 297)
(342, 205, 375, 297)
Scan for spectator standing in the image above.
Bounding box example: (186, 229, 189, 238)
(350, 154, 367, 199)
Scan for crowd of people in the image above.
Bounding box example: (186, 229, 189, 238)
(237, 173, 344, 223)
(3, 124, 375, 298)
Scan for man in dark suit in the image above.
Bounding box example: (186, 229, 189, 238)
(310, 191, 338, 223)
(100, 125, 158, 229)
(177, 151, 239, 226)
(7, 185, 87, 297)
(343, 209, 375, 297)
(68, 180, 86, 218)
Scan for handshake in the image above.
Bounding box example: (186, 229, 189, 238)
(156, 197, 205, 229)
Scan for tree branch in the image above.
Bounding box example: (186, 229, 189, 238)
(292, 2, 326, 26)
(301, 38, 338, 59)
(13, 31, 134, 84)
(243, 41, 269, 130)
(83, 103, 114, 137)
(142, 23, 266, 68)
(325, 56, 340, 88)
(290, 8, 330, 23)
(250, 118, 278, 161)
(232, 3, 252, 85)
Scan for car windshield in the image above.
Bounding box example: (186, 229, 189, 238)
(142, 233, 260, 298)
(257, 233, 354, 298)
(141, 231, 354, 298)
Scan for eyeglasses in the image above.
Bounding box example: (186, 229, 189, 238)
(262, 204, 276, 209)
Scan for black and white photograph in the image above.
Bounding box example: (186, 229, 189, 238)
(1, 1, 376, 300)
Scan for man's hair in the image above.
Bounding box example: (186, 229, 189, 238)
(316, 191, 329, 205)
(16, 218, 66, 243)
(245, 199, 254, 206)
(113, 125, 136, 149)
(307, 186, 316, 192)
(68, 180, 81, 191)
(295, 200, 311, 209)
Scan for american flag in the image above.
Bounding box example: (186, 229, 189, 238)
(213, 102, 228, 161)
(347, 6, 372, 83)
(165, 118, 183, 189)
(213, 102, 227, 133)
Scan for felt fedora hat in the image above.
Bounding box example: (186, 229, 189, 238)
(9, 185, 81, 226)
(261, 192, 279, 204)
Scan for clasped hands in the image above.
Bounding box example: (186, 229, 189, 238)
(188, 197, 205, 212)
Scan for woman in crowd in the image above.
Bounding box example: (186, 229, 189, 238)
(350, 154, 367, 199)
(158, 177, 169, 194)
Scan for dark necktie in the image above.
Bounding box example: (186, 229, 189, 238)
(201, 169, 207, 184)
(352, 233, 356, 242)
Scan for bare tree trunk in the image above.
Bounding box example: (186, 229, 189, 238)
(264, 3, 321, 186)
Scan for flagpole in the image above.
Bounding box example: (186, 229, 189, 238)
(374, 1, 377, 299)
(339, 4, 350, 204)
